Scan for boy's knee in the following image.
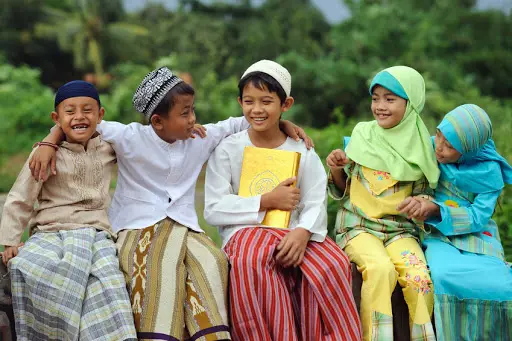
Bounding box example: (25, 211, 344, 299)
(202, 246, 229, 271)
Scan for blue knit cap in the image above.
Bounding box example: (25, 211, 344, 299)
(54, 80, 101, 109)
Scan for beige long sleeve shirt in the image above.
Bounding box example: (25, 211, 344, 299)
(0, 136, 116, 246)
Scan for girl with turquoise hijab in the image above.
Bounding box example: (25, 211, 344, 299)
(402, 104, 512, 341)
(326, 66, 438, 341)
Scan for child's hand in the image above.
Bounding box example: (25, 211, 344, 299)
(1, 244, 22, 266)
(279, 120, 314, 150)
(326, 149, 352, 169)
(261, 177, 301, 211)
(275, 228, 311, 267)
(398, 197, 438, 221)
(397, 197, 422, 219)
(190, 123, 207, 139)
(29, 146, 57, 182)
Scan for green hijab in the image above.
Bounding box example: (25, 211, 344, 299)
(345, 66, 439, 188)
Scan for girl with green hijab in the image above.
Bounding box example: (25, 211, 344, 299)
(326, 66, 439, 341)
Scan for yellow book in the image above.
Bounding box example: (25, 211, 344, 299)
(238, 146, 301, 228)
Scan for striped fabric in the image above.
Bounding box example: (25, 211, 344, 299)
(440, 104, 492, 155)
(436, 104, 512, 193)
(9, 228, 137, 341)
(426, 178, 505, 259)
(328, 163, 432, 249)
(433, 294, 512, 341)
(224, 227, 362, 341)
(370, 312, 393, 341)
(117, 218, 231, 341)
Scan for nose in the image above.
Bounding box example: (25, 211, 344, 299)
(189, 111, 196, 125)
(376, 100, 386, 111)
(75, 110, 86, 120)
(252, 102, 263, 113)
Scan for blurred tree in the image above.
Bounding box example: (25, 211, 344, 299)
(34, 0, 149, 89)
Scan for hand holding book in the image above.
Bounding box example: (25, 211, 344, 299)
(260, 177, 301, 212)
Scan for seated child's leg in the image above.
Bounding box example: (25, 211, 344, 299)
(299, 237, 361, 341)
(116, 218, 190, 340)
(79, 231, 137, 341)
(183, 231, 230, 341)
(386, 238, 435, 341)
(424, 238, 512, 341)
(10, 229, 95, 341)
(224, 228, 299, 341)
(344, 232, 397, 341)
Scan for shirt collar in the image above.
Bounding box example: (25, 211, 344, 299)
(60, 134, 102, 152)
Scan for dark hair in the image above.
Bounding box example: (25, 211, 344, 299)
(238, 72, 287, 104)
(152, 82, 195, 117)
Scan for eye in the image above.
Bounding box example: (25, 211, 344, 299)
(371, 97, 377, 102)
(387, 98, 395, 102)
(243, 100, 253, 104)
(263, 101, 272, 105)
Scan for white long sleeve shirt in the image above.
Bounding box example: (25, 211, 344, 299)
(96, 116, 249, 233)
(204, 130, 328, 247)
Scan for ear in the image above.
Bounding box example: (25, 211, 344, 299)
(237, 97, 243, 108)
(281, 96, 294, 112)
(51, 111, 60, 126)
(97, 107, 105, 123)
(150, 114, 164, 130)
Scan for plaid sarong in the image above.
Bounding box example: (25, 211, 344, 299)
(9, 228, 137, 341)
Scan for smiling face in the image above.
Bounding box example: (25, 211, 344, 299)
(52, 96, 104, 146)
(151, 93, 196, 144)
(371, 85, 407, 129)
(238, 82, 293, 133)
(434, 130, 462, 164)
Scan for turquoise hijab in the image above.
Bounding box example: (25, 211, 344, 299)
(436, 104, 512, 193)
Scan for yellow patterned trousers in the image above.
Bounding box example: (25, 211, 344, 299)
(344, 233, 435, 341)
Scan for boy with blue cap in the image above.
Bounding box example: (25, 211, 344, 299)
(0, 81, 137, 341)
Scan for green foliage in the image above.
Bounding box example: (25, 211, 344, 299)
(0, 0, 511, 258)
(0, 64, 54, 160)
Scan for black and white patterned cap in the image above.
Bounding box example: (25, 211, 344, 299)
(132, 67, 183, 119)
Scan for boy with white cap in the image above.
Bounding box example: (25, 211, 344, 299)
(204, 60, 362, 341)
(30, 68, 310, 341)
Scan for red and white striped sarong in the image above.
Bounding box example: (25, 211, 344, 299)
(224, 227, 362, 341)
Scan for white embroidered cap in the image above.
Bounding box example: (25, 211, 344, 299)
(241, 60, 292, 97)
(133, 67, 183, 119)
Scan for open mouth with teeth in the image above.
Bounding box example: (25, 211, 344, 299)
(252, 117, 268, 122)
(71, 125, 89, 131)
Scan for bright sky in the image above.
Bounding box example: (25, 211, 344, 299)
(124, 0, 512, 23)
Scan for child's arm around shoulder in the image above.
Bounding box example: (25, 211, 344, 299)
(204, 116, 313, 154)
(30, 120, 133, 181)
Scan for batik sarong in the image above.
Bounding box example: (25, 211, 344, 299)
(9, 227, 137, 341)
(117, 218, 230, 341)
